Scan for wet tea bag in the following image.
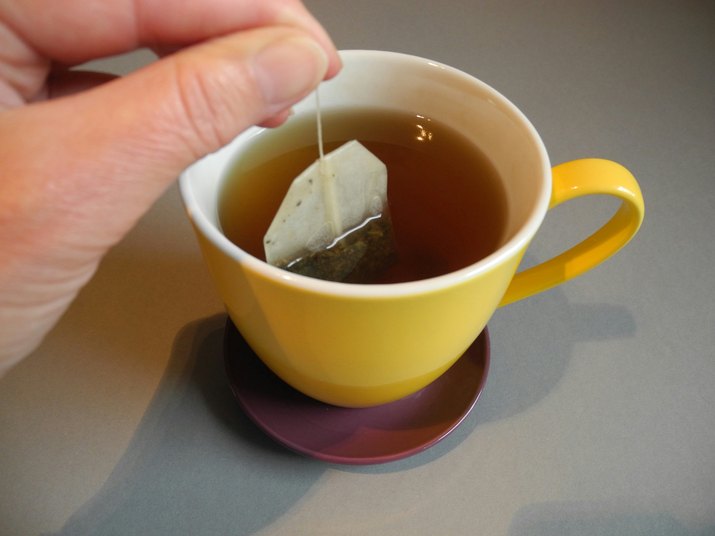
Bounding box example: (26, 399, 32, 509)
(263, 94, 395, 283)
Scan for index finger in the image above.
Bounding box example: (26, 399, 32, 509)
(2, 0, 341, 76)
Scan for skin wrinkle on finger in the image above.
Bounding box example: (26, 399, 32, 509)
(131, 27, 328, 164)
(169, 40, 257, 161)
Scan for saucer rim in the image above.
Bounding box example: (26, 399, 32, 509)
(224, 321, 490, 465)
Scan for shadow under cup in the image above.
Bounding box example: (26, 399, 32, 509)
(179, 50, 551, 408)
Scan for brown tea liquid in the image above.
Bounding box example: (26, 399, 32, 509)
(218, 108, 508, 284)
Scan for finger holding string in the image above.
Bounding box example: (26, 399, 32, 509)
(1, 0, 341, 105)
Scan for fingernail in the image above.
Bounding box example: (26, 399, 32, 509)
(253, 37, 328, 108)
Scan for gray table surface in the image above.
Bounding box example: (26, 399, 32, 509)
(2, 1, 714, 535)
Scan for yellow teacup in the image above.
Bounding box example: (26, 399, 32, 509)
(179, 51, 644, 408)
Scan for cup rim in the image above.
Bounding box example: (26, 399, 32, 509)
(179, 49, 551, 298)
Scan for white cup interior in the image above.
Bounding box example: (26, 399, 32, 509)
(180, 50, 551, 294)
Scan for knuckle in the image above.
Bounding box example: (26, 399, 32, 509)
(169, 54, 255, 158)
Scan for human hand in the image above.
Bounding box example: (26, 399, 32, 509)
(0, 0, 341, 373)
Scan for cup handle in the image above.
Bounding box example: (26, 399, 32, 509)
(499, 158, 645, 306)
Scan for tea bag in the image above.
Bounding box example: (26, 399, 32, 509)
(263, 94, 395, 283)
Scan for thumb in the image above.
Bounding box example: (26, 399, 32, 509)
(5, 26, 330, 247)
(91, 25, 330, 175)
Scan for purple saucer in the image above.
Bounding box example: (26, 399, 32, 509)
(224, 320, 489, 465)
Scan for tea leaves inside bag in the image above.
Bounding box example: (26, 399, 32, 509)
(263, 94, 396, 283)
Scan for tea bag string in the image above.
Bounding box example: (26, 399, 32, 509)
(316, 88, 325, 161)
(316, 88, 343, 235)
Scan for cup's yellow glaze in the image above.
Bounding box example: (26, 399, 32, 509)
(180, 51, 644, 407)
(500, 159, 644, 306)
